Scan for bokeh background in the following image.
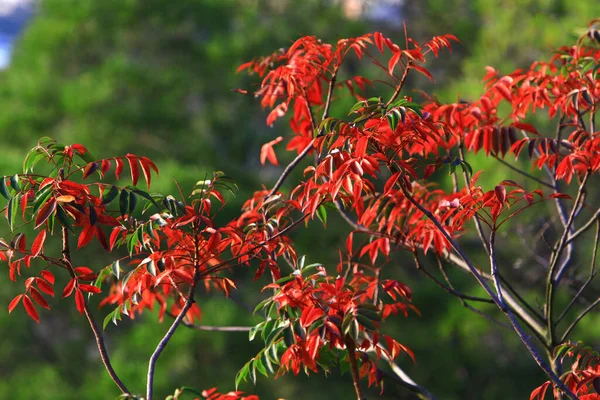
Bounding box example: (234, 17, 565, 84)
(0, 1, 599, 399)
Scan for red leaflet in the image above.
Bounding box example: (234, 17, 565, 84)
(101, 159, 111, 176)
(36, 277, 54, 297)
(79, 284, 101, 294)
(41, 270, 55, 285)
(77, 224, 95, 249)
(494, 82, 512, 102)
(374, 32, 384, 53)
(29, 287, 50, 310)
(75, 289, 85, 314)
(410, 64, 434, 81)
(8, 294, 23, 313)
(95, 226, 109, 251)
(82, 162, 99, 179)
(114, 157, 124, 180)
(109, 227, 122, 251)
(31, 230, 47, 257)
(125, 154, 140, 186)
(35, 197, 57, 230)
(260, 136, 284, 166)
(74, 266, 93, 275)
(387, 51, 402, 76)
(22, 295, 39, 323)
(494, 185, 506, 205)
(62, 278, 76, 298)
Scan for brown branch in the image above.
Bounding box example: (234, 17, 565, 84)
(557, 219, 599, 325)
(567, 207, 600, 244)
(146, 225, 203, 400)
(546, 171, 590, 346)
(61, 225, 130, 396)
(345, 337, 365, 400)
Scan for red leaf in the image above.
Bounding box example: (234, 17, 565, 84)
(30, 287, 50, 310)
(8, 294, 23, 313)
(75, 289, 85, 314)
(139, 157, 152, 189)
(77, 224, 95, 249)
(74, 266, 93, 275)
(374, 32, 384, 53)
(529, 382, 550, 400)
(115, 157, 124, 180)
(41, 270, 55, 285)
(410, 64, 434, 81)
(79, 284, 101, 294)
(35, 197, 57, 230)
(266, 102, 288, 126)
(388, 51, 402, 75)
(260, 136, 284, 166)
(109, 227, 122, 251)
(495, 82, 512, 102)
(62, 278, 76, 298)
(31, 230, 47, 257)
(511, 121, 539, 135)
(22, 295, 39, 322)
(549, 193, 572, 199)
(82, 162, 99, 179)
(36, 277, 55, 297)
(101, 159, 111, 175)
(95, 226, 109, 251)
(495, 185, 506, 204)
(125, 154, 140, 186)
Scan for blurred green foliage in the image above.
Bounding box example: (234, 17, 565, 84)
(0, 1, 598, 399)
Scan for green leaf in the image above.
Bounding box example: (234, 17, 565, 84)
(112, 260, 121, 279)
(235, 361, 251, 390)
(102, 185, 119, 205)
(254, 356, 268, 377)
(460, 160, 473, 175)
(316, 204, 327, 227)
(261, 319, 276, 342)
(356, 314, 377, 331)
(261, 350, 274, 374)
(249, 360, 257, 384)
(119, 189, 129, 217)
(9, 175, 20, 192)
(356, 307, 381, 322)
(103, 309, 116, 330)
(7, 196, 18, 231)
(253, 298, 272, 315)
(33, 184, 54, 214)
(147, 260, 157, 276)
(128, 191, 138, 214)
(55, 206, 74, 233)
(249, 321, 265, 341)
(94, 266, 112, 290)
(131, 188, 160, 209)
(387, 109, 399, 131)
(265, 325, 286, 348)
(0, 177, 11, 199)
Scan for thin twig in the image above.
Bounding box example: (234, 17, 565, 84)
(493, 155, 555, 189)
(561, 297, 600, 342)
(413, 253, 494, 304)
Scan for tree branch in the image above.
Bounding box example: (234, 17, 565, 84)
(61, 225, 130, 396)
(398, 182, 577, 399)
